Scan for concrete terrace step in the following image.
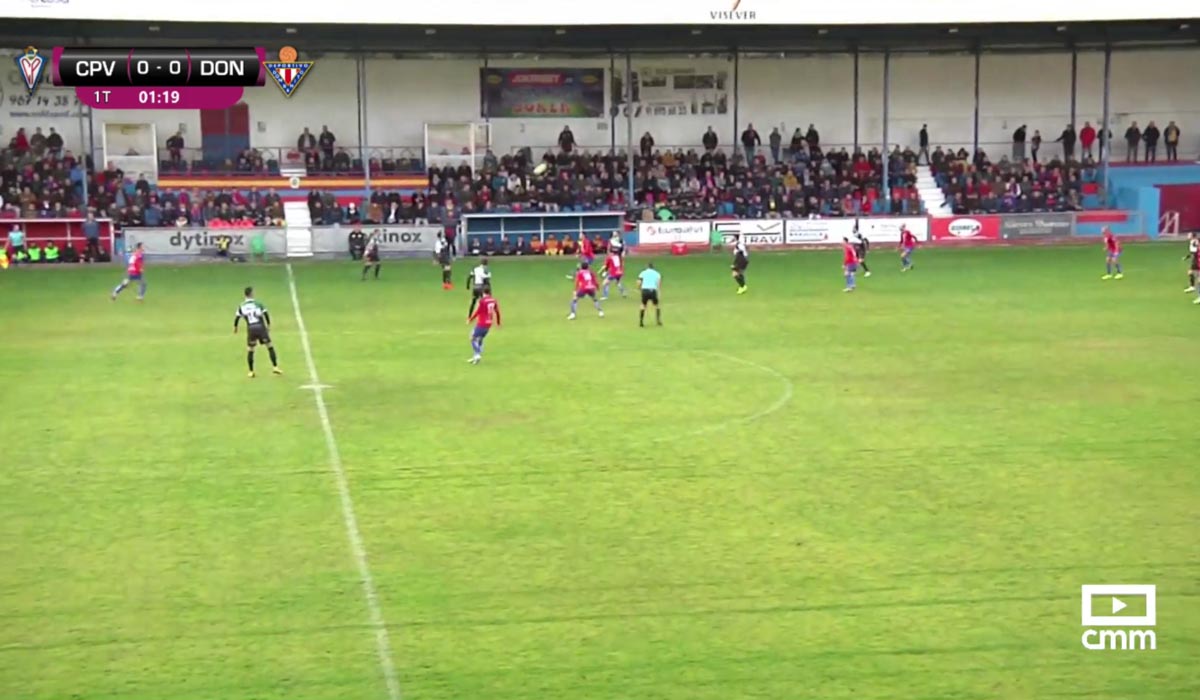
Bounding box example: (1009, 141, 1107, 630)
(915, 165, 952, 217)
(283, 201, 314, 257)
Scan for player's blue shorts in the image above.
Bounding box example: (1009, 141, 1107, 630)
(902, 246, 914, 256)
(472, 325, 490, 339)
(580, 255, 594, 266)
(1108, 251, 1121, 259)
(608, 274, 623, 282)
(127, 272, 143, 280)
(575, 289, 597, 299)
(845, 262, 858, 272)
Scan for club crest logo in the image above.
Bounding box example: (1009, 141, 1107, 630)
(264, 46, 312, 98)
(16, 46, 45, 95)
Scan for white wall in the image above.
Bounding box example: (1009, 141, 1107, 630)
(1108, 48, 1200, 139)
(888, 53, 977, 150)
(364, 58, 479, 151)
(978, 52, 1072, 150)
(739, 54, 856, 147)
(4, 48, 1197, 164)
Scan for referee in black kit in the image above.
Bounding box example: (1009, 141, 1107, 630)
(637, 262, 663, 327)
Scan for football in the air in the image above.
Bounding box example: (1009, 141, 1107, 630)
(533, 162, 549, 176)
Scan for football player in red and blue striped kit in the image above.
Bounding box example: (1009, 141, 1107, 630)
(467, 289, 501, 365)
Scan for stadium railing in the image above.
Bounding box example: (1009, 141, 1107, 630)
(132, 145, 426, 176)
(461, 212, 627, 248)
(508, 142, 868, 159)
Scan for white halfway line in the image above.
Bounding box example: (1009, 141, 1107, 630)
(286, 264, 402, 700)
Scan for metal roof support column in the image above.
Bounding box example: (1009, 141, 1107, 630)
(357, 54, 371, 195)
(609, 52, 617, 153)
(882, 49, 890, 206)
(1101, 45, 1112, 203)
(853, 48, 860, 153)
(1069, 48, 1078, 134)
(625, 51, 634, 206)
(972, 44, 981, 157)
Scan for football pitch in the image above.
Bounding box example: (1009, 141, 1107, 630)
(1, 243, 1197, 700)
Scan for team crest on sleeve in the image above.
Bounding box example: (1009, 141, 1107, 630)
(264, 46, 313, 97)
(16, 46, 46, 96)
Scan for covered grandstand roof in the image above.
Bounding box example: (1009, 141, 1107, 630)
(1, 19, 1197, 55)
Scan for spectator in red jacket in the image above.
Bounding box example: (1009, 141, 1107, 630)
(10, 128, 29, 153)
(1079, 122, 1096, 159)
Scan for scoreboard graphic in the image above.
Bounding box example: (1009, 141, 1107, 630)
(16, 45, 313, 109)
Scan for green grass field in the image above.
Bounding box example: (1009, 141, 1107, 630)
(1, 243, 1197, 700)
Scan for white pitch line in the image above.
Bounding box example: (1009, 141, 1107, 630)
(285, 264, 402, 700)
(693, 351, 796, 432)
(428, 349, 795, 469)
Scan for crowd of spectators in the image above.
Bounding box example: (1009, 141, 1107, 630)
(4, 125, 924, 230)
(292, 147, 921, 226)
(2, 130, 290, 231)
(931, 146, 1098, 215)
(409, 141, 923, 223)
(1, 130, 90, 220)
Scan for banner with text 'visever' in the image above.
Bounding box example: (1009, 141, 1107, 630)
(481, 68, 605, 118)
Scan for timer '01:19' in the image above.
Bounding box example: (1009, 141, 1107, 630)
(137, 90, 181, 105)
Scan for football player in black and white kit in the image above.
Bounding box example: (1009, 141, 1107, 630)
(435, 233, 453, 289)
(361, 229, 382, 281)
(467, 257, 492, 318)
(731, 234, 749, 294)
(1184, 232, 1198, 293)
(853, 225, 871, 277)
(233, 286, 282, 378)
(609, 231, 625, 260)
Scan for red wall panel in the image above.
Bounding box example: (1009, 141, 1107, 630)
(1158, 184, 1200, 232)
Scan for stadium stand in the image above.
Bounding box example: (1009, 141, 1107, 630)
(0, 119, 1171, 235)
(0, 140, 90, 219)
(930, 147, 1100, 214)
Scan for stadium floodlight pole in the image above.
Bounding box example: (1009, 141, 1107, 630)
(972, 44, 981, 157)
(357, 56, 372, 197)
(852, 48, 859, 153)
(1101, 44, 1112, 208)
(625, 51, 634, 205)
(882, 49, 890, 203)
